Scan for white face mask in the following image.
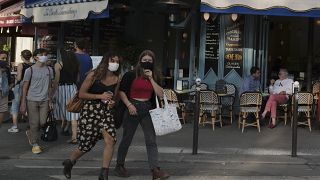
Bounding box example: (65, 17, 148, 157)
(108, 62, 119, 72)
(37, 55, 48, 63)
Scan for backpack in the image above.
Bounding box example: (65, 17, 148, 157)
(41, 110, 58, 142)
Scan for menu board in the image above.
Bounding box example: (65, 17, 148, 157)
(64, 21, 93, 54)
(98, 18, 124, 54)
(224, 15, 244, 76)
(205, 15, 220, 74)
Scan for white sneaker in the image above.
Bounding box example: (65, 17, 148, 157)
(8, 126, 19, 133)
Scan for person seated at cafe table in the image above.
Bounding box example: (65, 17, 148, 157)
(239, 66, 261, 95)
(261, 68, 293, 129)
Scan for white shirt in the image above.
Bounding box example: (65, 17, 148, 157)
(269, 78, 294, 95)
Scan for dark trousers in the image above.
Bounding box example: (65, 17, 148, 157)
(116, 99, 159, 169)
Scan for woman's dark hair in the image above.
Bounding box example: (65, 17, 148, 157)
(134, 50, 160, 83)
(33, 48, 48, 57)
(93, 51, 122, 81)
(21, 50, 32, 60)
(60, 49, 80, 82)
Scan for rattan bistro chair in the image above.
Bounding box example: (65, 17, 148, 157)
(163, 89, 186, 124)
(220, 83, 236, 124)
(199, 90, 222, 131)
(291, 92, 313, 132)
(238, 92, 262, 133)
(312, 81, 320, 119)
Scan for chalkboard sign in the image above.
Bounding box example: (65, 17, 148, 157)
(224, 15, 244, 76)
(205, 15, 220, 74)
(64, 21, 93, 54)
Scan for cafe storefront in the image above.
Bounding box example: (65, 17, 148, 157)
(20, 0, 117, 63)
(199, 0, 320, 92)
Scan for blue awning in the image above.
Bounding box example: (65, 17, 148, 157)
(201, 0, 320, 17)
(21, 0, 109, 23)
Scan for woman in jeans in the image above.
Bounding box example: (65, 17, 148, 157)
(114, 50, 169, 180)
(62, 52, 121, 180)
(8, 50, 33, 133)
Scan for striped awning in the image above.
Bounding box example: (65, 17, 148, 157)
(0, 1, 23, 27)
(20, 0, 109, 23)
(201, 0, 320, 17)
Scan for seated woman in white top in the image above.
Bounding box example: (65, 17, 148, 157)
(261, 68, 293, 129)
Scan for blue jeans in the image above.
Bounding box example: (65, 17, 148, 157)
(10, 84, 21, 116)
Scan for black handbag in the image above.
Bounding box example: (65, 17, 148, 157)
(41, 110, 58, 142)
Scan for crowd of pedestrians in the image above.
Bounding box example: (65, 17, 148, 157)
(0, 43, 170, 180)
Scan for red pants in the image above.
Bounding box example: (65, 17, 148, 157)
(264, 94, 288, 118)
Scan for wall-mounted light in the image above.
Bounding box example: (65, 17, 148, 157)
(0, 27, 3, 34)
(231, 14, 238, 21)
(16, 26, 19, 32)
(203, 12, 210, 21)
(182, 32, 188, 39)
(7, 27, 9, 33)
(316, 19, 320, 26)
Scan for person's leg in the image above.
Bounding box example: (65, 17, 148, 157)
(115, 110, 139, 177)
(262, 95, 276, 117)
(139, 114, 159, 169)
(139, 102, 169, 179)
(99, 130, 115, 180)
(27, 101, 40, 145)
(9, 85, 20, 131)
(70, 120, 77, 142)
(63, 148, 85, 179)
(116, 110, 139, 165)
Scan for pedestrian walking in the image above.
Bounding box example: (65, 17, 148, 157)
(0, 50, 11, 127)
(62, 52, 121, 180)
(20, 49, 54, 154)
(8, 50, 33, 133)
(114, 50, 170, 180)
(74, 38, 93, 86)
(53, 49, 80, 142)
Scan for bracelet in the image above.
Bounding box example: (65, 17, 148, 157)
(127, 103, 133, 108)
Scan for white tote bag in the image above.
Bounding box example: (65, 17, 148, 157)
(149, 93, 182, 136)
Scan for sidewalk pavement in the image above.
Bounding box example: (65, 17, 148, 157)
(2, 118, 320, 165)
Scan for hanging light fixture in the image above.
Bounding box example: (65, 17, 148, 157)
(7, 27, 9, 33)
(16, 26, 19, 32)
(203, 12, 210, 21)
(231, 14, 238, 21)
(1, 27, 3, 34)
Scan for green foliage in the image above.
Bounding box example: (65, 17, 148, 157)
(2, 44, 10, 52)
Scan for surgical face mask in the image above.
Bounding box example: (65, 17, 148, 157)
(108, 62, 119, 72)
(140, 61, 154, 70)
(37, 55, 48, 63)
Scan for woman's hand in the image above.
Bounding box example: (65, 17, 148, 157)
(99, 92, 113, 101)
(128, 104, 138, 116)
(144, 69, 153, 80)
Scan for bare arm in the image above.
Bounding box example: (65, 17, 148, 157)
(20, 81, 29, 113)
(52, 63, 62, 95)
(15, 63, 23, 82)
(150, 78, 163, 98)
